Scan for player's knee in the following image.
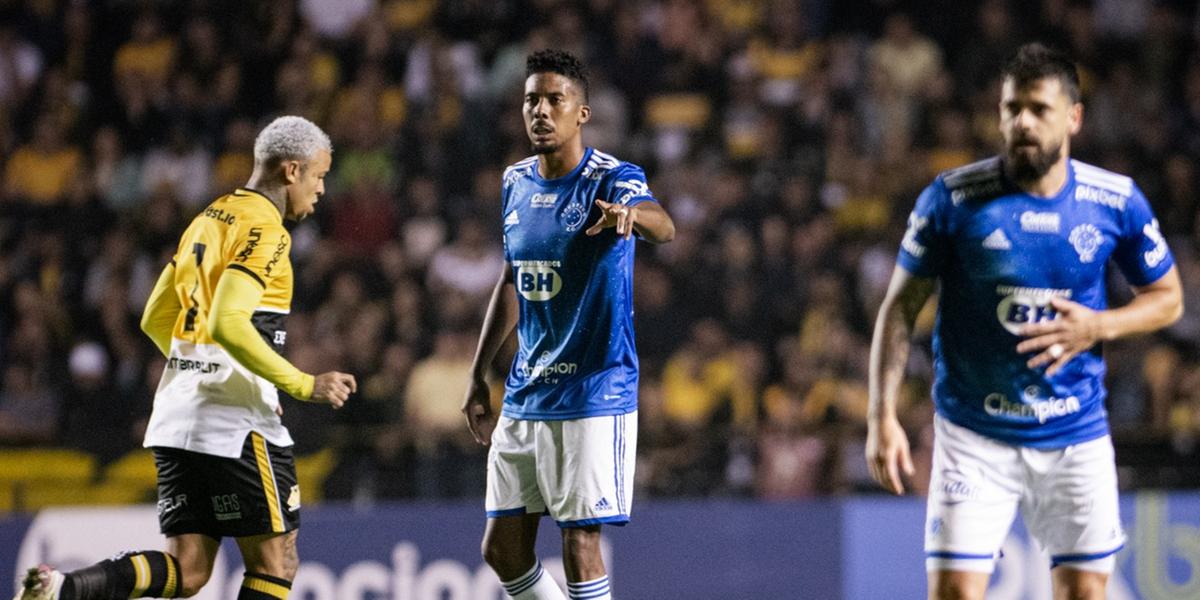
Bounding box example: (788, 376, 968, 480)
(480, 538, 511, 572)
(177, 568, 212, 598)
(481, 537, 530, 579)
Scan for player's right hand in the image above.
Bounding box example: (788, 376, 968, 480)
(865, 416, 915, 495)
(311, 371, 356, 409)
(462, 379, 496, 446)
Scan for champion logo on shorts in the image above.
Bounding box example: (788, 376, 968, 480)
(593, 497, 613, 513)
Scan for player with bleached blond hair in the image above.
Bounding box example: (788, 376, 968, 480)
(16, 116, 356, 600)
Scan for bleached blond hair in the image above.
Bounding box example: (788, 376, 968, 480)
(253, 115, 332, 168)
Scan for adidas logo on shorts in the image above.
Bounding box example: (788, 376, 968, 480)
(594, 497, 612, 512)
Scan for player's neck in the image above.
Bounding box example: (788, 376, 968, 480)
(244, 172, 287, 216)
(1011, 156, 1070, 199)
(537, 143, 586, 179)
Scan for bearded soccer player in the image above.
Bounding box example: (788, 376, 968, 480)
(461, 49, 674, 600)
(16, 116, 356, 600)
(865, 44, 1183, 599)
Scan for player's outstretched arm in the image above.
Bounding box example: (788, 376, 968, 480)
(463, 264, 518, 445)
(585, 199, 675, 243)
(208, 269, 352, 405)
(140, 262, 182, 357)
(866, 266, 936, 495)
(1018, 265, 1183, 376)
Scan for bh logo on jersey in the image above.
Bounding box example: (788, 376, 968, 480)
(514, 260, 563, 301)
(995, 285, 1071, 335)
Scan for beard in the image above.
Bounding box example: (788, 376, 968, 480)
(1003, 138, 1061, 183)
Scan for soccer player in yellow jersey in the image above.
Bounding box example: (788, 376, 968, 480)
(15, 116, 356, 600)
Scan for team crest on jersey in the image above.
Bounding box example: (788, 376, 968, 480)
(1068, 224, 1103, 263)
(563, 200, 588, 232)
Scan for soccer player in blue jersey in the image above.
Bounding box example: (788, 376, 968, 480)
(461, 49, 674, 600)
(866, 44, 1183, 600)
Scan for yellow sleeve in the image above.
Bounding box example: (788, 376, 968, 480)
(207, 269, 314, 400)
(229, 222, 290, 287)
(140, 262, 181, 357)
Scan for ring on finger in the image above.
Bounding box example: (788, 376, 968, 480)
(1048, 343, 1064, 359)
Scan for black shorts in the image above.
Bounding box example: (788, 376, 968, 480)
(153, 432, 300, 538)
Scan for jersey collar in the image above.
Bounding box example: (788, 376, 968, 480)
(532, 148, 594, 186)
(234, 188, 284, 222)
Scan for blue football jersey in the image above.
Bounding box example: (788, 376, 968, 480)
(897, 157, 1174, 448)
(500, 148, 657, 420)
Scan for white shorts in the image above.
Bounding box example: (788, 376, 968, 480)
(485, 412, 637, 528)
(925, 415, 1125, 574)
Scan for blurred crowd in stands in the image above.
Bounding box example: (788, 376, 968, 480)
(3, 0, 1200, 505)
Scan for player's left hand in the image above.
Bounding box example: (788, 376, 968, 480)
(1016, 297, 1104, 376)
(462, 379, 497, 446)
(586, 199, 638, 240)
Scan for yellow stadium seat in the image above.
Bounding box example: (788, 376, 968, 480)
(0, 448, 95, 480)
(295, 448, 337, 505)
(104, 449, 157, 486)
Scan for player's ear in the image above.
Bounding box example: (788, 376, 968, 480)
(1067, 101, 1082, 136)
(283, 160, 301, 185)
(578, 103, 591, 126)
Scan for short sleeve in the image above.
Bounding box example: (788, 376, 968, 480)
(895, 180, 950, 278)
(602, 163, 657, 207)
(501, 180, 514, 263)
(227, 223, 290, 288)
(1111, 185, 1174, 286)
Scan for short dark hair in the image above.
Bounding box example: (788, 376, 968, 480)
(526, 49, 589, 101)
(1002, 43, 1081, 102)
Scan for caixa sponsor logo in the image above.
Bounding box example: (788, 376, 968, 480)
(984, 393, 1081, 424)
(514, 260, 562, 301)
(995, 285, 1071, 335)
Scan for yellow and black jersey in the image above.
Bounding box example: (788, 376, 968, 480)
(142, 189, 311, 458)
(169, 189, 294, 345)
